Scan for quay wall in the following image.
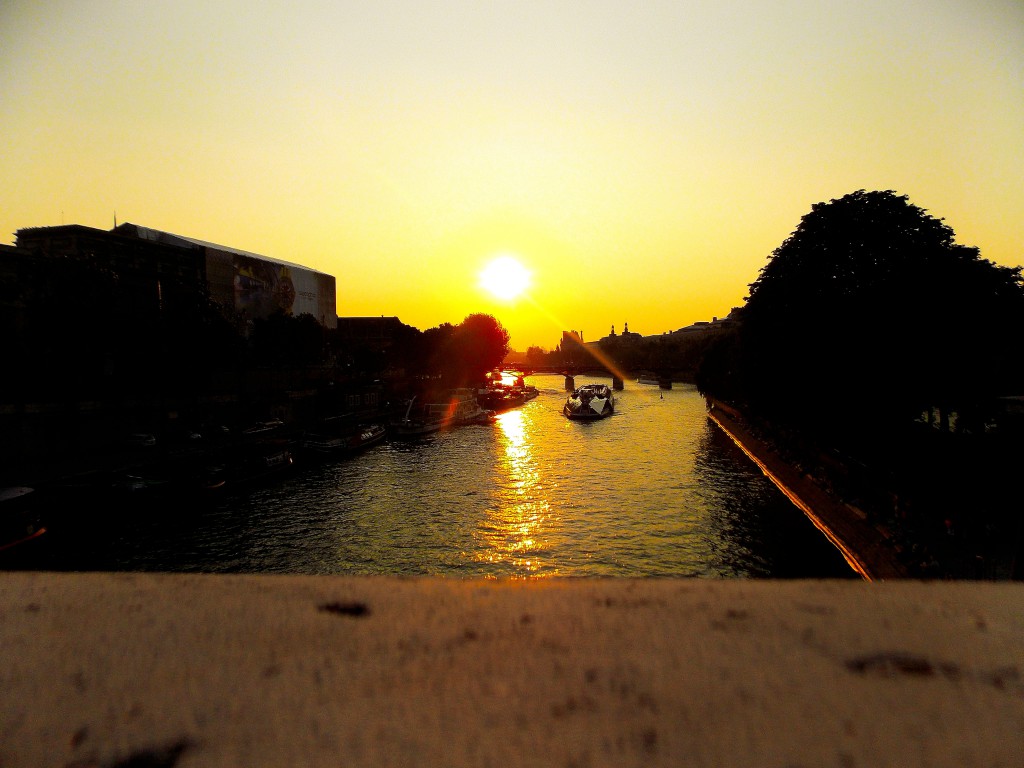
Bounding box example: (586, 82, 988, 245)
(706, 399, 909, 581)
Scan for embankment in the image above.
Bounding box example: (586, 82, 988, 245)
(706, 399, 908, 581)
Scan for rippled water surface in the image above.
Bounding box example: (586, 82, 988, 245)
(33, 376, 856, 578)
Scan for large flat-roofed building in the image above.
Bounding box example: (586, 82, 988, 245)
(117, 223, 336, 329)
(13, 222, 337, 329)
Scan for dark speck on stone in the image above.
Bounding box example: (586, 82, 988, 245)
(319, 601, 371, 618)
(101, 738, 194, 768)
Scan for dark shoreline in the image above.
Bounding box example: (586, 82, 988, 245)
(706, 399, 909, 581)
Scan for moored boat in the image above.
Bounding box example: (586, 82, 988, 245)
(464, 408, 496, 425)
(223, 439, 295, 488)
(477, 386, 523, 412)
(0, 486, 47, 556)
(510, 373, 539, 400)
(391, 401, 451, 437)
(348, 423, 388, 450)
(562, 383, 615, 420)
(453, 397, 491, 426)
(302, 423, 387, 457)
(476, 371, 537, 412)
(392, 389, 485, 437)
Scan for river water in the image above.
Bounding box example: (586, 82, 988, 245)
(25, 376, 855, 578)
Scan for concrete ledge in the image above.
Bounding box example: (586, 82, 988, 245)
(2, 574, 1023, 766)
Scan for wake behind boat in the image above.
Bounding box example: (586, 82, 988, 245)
(562, 383, 615, 420)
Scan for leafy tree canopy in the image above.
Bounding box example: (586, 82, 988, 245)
(418, 314, 510, 386)
(448, 313, 511, 385)
(250, 311, 325, 368)
(715, 190, 1024, 430)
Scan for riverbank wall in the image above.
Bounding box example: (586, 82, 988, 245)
(706, 398, 909, 580)
(2, 572, 1022, 767)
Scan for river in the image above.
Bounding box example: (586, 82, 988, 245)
(18, 375, 856, 578)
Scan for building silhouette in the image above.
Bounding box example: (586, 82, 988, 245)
(13, 222, 337, 331)
(1, 222, 341, 469)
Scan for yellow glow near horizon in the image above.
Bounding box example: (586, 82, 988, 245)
(479, 254, 531, 301)
(1, 1, 1021, 353)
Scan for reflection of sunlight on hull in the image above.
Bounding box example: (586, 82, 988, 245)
(474, 408, 556, 576)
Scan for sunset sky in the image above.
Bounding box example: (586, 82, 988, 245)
(2, 1, 1021, 351)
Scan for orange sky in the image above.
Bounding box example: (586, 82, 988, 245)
(2, 1, 1021, 350)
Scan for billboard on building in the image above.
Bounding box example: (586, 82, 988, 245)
(204, 247, 336, 329)
(116, 224, 337, 329)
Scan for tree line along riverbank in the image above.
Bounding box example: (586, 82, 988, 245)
(694, 191, 1024, 581)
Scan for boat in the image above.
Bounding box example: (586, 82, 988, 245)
(346, 423, 388, 450)
(391, 397, 450, 437)
(477, 386, 524, 412)
(242, 419, 285, 436)
(222, 438, 295, 488)
(562, 383, 615, 420)
(50, 468, 178, 510)
(109, 472, 174, 495)
(0, 486, 47, 556)
(452, 396, 491, 425)
(636, 372, 659, 386)
(302, 423, 387, 457)
(391, 390, 485, 437)
(464, 408, 496, 425)
(476, 372, 536, 412)
(509, 373, 539, 400)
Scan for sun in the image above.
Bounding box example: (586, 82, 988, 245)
(479, 254, 531, 301)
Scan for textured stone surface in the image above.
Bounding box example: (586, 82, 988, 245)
(1, 573, 1022, 767)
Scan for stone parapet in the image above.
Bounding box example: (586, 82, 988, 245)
(1, 573, 1022, 767)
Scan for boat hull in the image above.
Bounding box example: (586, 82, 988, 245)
(303, 424, 387, 455)
(562, 406, 612, 420)
(390, 417, 454, 437)
(392, 389, 485, 436)
(0, 486, 47, 557)
(562, 384, 615, 420)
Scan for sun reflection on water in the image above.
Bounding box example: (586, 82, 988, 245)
(475, 408, 555, 575)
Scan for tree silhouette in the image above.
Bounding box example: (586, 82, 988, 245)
(525, 346, 547, 365)
(412, 314, 509, 387)
(250, 311, 325, 368)
(446, 314, 511, 386)
(726, 190, 1024, 436)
